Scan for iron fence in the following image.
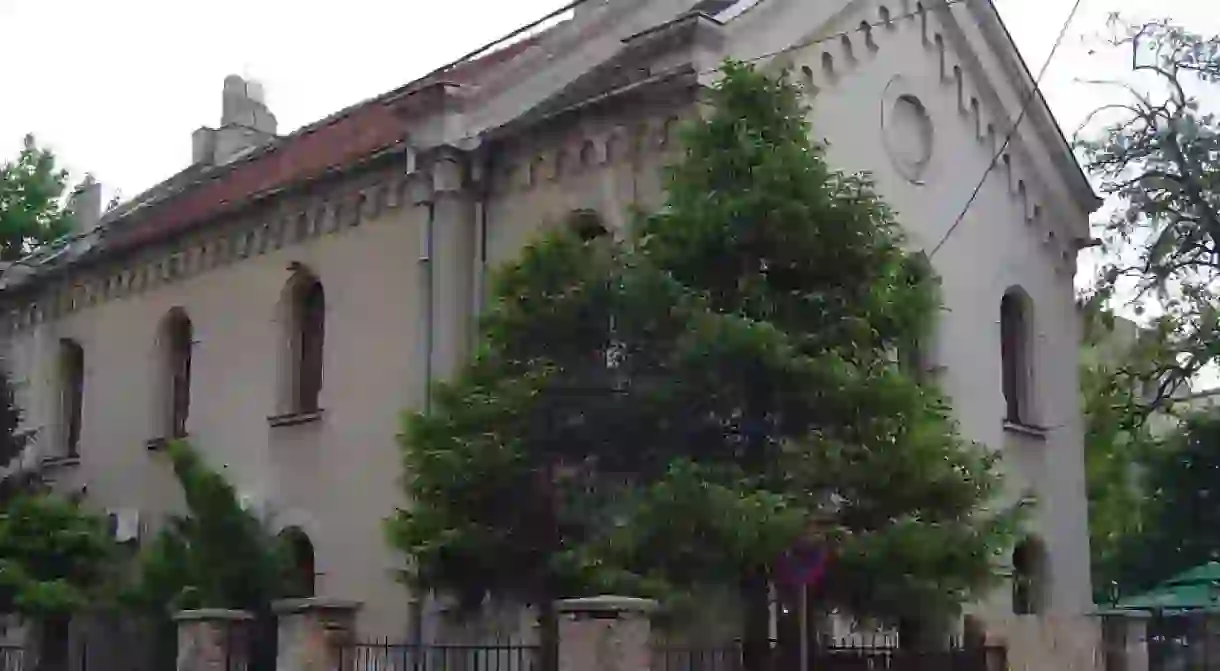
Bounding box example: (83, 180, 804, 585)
(340, 642, 540, 671)
(0, 647, 25, 671)
(809, 643, 1007, 671)
(653, 640, 1005, 671)
(653, 644, 743, 671)
(1147, 613, 1210, 671)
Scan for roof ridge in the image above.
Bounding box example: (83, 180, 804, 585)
(0, 7, 579, 289)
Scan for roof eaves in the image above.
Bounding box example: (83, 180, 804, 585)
(969, 0, 1102, 213)
(0, 13, 566, 296)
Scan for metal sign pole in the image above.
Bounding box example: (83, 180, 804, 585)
(799, 585, 809, 671)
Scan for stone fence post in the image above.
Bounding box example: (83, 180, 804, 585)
(1101, 613, 1149, 671)
(556, 596, 658, 671)
(273, 597, 362, 671)
(174, 609, 254, 671)
(1125, 615, 1150, 671)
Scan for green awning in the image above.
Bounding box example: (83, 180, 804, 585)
(1115, 562, 1220, 611)
(1162, 562, 1220, 586)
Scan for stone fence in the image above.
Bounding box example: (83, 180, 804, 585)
(174, 595, 656, 671)
(175, 596, 1133, 671)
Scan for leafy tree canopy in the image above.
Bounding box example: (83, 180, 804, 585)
(0, 352, 108, 619)
(129, 441, 289, 614)
(1078, 18, 1220, 419)
(389, 60, 1019, 634)
(1080, 305, 1173, 602)
(0, 491, 113, 618)
(0, 360, 29, 473)
(0, 135, 76, 261)
(1107, 411, 1220, 595)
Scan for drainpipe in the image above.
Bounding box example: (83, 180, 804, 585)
(473, 144, 494, 327)
(410, 148, 435, 645)
(410, 147, 478, 644)
(421, 200, 435, 415)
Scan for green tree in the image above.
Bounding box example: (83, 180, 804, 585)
(131, 441, 286, 612)
(1077, 18, 1220, 417)
(0, 354, 110, 619)
(390, 62, 1018, 660)
(0, 360, 30, 473)
(129, 441, 289, 671)
(0, 135, 76, 260)
(0, 493, 112, 618)
(1079, 306, 1176, 602)
(632, 60, 1018, 652)
(1108, 411, 1220, 594)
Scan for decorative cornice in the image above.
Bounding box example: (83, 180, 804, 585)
(496, 110, 686, 196)
(2, 2, 1083, 334)
(787, 1, 1077, 277)
(2, 163, 421, 336)
(1, 110, 689, 337)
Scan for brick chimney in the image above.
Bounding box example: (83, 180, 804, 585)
(193, 75, 279, 166)
(67, 175, 103, 234)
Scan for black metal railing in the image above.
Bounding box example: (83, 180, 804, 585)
(340, 642, 540, 671)
(0, 646, 26, 671)
(652, 640, 1005, 671)
(1147, 614, 1208, 671)
(653, 644, 743, 671)
(810, 643, 1007, 671)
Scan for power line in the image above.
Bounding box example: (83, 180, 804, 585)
(414, 0, 593, 85)
(928, 0, 1084, 258)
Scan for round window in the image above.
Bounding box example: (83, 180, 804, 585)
(883, 94, 935, 183)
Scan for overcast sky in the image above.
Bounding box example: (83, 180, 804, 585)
(0, 0, 1215, 221)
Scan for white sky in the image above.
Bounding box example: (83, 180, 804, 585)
(0, 0, 1215, 382)
(0, 0, 1209, 203)
(0, 0, 1212, 207)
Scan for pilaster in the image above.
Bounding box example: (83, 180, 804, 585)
(424, 149, 478, 383)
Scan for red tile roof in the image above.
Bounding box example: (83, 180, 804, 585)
(107, 35, 544, 254)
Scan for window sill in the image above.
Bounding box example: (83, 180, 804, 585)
(40, 454, 81, 469)
(268, 410, 324, 428)
(146, 435, 188, 452)
(1003, 421, 1048, 440)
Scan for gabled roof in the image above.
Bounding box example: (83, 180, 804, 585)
(965, 0, 1100, 215)
(0, 30, 553, 294)
(3, 0, 1098, 295)
(103, 34, 545, 256)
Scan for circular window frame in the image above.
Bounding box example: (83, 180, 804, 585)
(880, 76, 937, 186)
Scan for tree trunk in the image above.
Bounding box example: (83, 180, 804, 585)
(741, 568, 772, 671)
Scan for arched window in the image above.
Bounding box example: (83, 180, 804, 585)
(158, 309, 193, 439)
(563, 210, 618, 375)
(568, 209, 608, 241)
(280, 267, 326, 416)
(59, 338, 84, 457)
(1012, 537, 1048, 615)
(280, 527, 316, 598)
(1000, 289, 1033, 425)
